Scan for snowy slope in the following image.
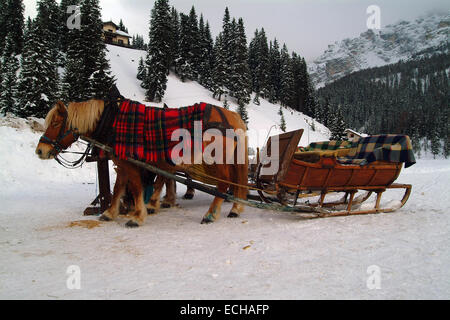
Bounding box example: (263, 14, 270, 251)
(309, 13, 450, 88)
(106, 44, 330, 148)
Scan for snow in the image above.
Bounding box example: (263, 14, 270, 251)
(0, 120, 449, 299)
(115, 30, 131, 38)
(0, 45, 449, 300)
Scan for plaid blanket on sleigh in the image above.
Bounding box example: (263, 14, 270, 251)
(112, 100, 210, 164)
(337, 134, 416, 168)
(298, 140, 357, 152)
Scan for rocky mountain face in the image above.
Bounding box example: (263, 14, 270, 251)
(309, 12, 449, 88)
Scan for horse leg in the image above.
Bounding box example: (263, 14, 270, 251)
(201, 182, 229, 224)
(100, 165, 128, 222)
(161, 179, 177, 208)
(183, 186, 195, 200)
(146, 175, 165, 214)
(125, 166, 147, 228)
(227, 162, 248, 218)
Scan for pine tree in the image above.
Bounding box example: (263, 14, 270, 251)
(176, 13, 194, 81)
(228, 18, 251, 105)
(169, 7, 180, 71)
(17, 18, 40, 117)
(143, 0, 171, 102)
(221, 7, 233, 89)
(62, 0, 114, 102)
(248, 28, 270, 102)
(59, 0, 81, 54)
(268, 38, 281, 103)
(429, 125, 441, 158)
(223, 94, 229, 110)
(90, 48, 115, 99)
(197, 16, 214, 89)
(137, 57, 147, 82)
(329, 105, 347, 141)
(237, 101, 249, 127)
(0, 34, 19, 115)
(279, 107, 287, 132)
(187, 6, 201, 80)
(211, 33, 227, 100)
(279, 43, 295, 107)
(16, 1, 60, 117)
(0, 0, 25, 56)
(248, 29, 259, 93)
(118, 19, 126, 31)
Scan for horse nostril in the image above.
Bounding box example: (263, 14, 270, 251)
(37, 149, 42, 156)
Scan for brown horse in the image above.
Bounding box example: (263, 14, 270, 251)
(36, 100, 248, 227)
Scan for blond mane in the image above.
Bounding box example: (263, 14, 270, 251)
(45, 100, 105, 135)
(67, 100, 105, 134)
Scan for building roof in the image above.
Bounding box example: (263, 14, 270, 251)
(115, 30, 131, 38)
(103, 21, 118, 29)
(344, 128, 369, 138)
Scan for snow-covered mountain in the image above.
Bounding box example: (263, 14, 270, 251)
(309, 12, 449, 88)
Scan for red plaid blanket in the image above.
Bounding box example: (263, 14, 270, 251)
(112, 100, 210, 164)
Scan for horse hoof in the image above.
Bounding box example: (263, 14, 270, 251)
(183, 194, 194, 200)
(126, 220, 140, 228)
(99, 214, 112, 221)
(147, 208, 156, 215)
(227, 212, 239, 218)
(201, 218, 214, 224)
(161, 203, 172, 209)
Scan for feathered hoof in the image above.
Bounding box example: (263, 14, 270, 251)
(183, 193, 194, 200)
(227, 212, 240, 218)
(125, 220, 140, 228)
(99, 214, 112, 222)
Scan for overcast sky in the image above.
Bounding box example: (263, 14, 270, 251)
(23, 0, 449, 61)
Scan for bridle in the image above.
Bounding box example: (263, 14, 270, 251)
(39, 108, 92, 169)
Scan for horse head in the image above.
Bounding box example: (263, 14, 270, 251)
(36, 101, 79, 159)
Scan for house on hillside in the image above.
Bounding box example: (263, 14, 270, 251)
(102, 21, 131, 47)
(344, 129, 367, 142)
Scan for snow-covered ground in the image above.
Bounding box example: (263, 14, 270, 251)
(0, 45, 448, 299)
(0, 120, 449, 299)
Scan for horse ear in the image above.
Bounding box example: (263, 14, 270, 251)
(55, 100, 66, 114)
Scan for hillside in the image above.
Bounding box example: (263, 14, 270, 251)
(316, 50, 449, 158)
(309, 13, 449, 88)
(106, 44, 330, 148)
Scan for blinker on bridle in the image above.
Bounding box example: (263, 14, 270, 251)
(39, 109, 79, 154)
(39, 108, 91, 169)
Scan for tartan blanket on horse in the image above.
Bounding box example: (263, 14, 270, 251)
(337, 134, 416, 168)
(112, 99, 210, 164)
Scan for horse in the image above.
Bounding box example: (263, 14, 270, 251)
(36, 99, 248, 227)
